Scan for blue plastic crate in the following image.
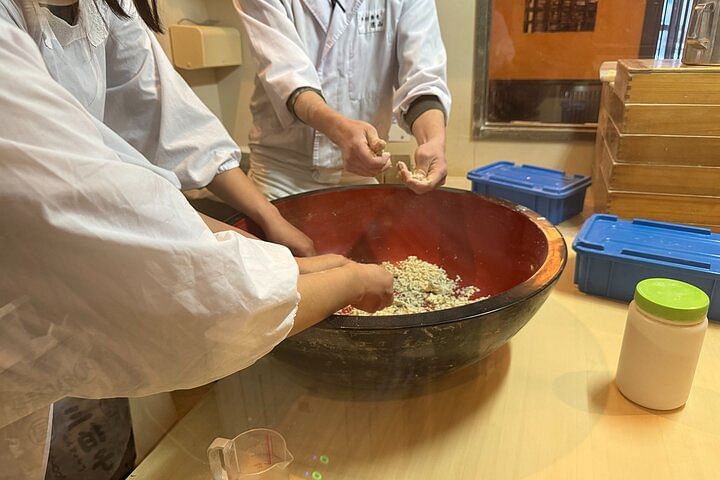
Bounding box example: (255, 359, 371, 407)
(573, 214, 720, 321)
(467, 161, 591, 224)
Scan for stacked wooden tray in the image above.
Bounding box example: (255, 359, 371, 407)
(593, 59, 720, 231)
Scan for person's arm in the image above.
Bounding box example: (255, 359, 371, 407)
(293, 262, 393, 335)
(195, 219, 348, 275)
(206, 168, 316, 256)
(198, 212, 258, 239)
(235, 0, 390, 177)
(104, 1, 239, 189)
(0, 22, 390, 429)
(294, 254, 349, 274)
(234, 0, 323, 128)
(293, 91, 392, 177)
(394, 0, 451, 193)
(398, 109, 448, 193)
(103, 2, 314, 255)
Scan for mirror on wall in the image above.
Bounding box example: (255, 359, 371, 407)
(473, 0, 696, 139)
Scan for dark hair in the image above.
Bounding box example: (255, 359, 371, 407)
(105, 0, 163, 33)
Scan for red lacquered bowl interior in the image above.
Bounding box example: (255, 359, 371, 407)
(232, 186, 559, 300)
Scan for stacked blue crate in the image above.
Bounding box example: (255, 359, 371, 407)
(573, 215, 720, 321)
(467, 161, 591, 224)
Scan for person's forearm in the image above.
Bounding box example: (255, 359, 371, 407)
(292, 90, 388, 177)
(411, 109, 446, 146)
(208, 166, 316, 256)
(295, 254, 349, 274)
(293, 90, 347, 144)
(291, 263, 363, 335)
(206, 168, 283, 231)
(198, 213, 257, 238)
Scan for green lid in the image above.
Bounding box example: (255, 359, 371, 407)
(634, 278, 709, 324)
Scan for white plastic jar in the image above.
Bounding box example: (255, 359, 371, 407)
(615, 278, 710, 410)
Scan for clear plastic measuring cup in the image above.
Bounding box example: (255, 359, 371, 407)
(208, 428, 294, 480)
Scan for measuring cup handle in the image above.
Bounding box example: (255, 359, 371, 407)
(208, 438, 232, 480)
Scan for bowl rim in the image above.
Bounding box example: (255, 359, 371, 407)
(228, 184, 568, 331)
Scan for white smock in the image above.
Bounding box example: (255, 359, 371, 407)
(0, 14, 299, 480)
(234, 0, 451, 199)
(0, 0, 242, 189)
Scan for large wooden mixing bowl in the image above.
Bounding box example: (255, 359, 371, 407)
(229, 186, 566, 388)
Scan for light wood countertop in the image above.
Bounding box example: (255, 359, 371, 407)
(131, 178, 720, 480)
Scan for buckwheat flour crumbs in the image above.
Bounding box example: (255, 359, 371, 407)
(342, 256, 486, 316)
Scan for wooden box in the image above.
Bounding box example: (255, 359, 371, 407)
(604, 87, 720, 136)
(592, 143, 720, 231)
(614, 59, 720, 105)
(598, 110, 720, 167)
(596, 134, 720, 196)
(592, 61, 720, 231)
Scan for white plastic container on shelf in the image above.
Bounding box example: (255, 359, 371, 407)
(615, 278, 710, 411)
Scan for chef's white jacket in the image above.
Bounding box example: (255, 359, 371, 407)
(0, 5, 300, 479)
(235, 0, 451, 199)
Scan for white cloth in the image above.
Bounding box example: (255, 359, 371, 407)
(234, 0, 450, 199)
(1, 0, 241, 190)
(0, 19, 300, 480)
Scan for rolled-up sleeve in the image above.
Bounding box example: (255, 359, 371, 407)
(103, 2, 241, 190)
(393, 0, 451, 133)
(234, 0, 322, 128)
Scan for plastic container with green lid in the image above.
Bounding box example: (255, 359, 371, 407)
(616, 278, 709, 410)
(634, 278, 710, 324)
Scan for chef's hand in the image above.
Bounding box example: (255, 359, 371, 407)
(350, 262, 394, 313)
(263, 218, 316, 257)
(330, 119, 392, 178)
(398, 139, 447, 194)
(296, 254, 350, 274)
(292, 91, 391, 177)
(400, 109, 448, 194)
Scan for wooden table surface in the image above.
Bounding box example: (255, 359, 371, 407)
(131, 181, 720, 480)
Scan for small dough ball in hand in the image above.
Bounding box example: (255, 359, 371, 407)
(411, 169, 427, 181)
